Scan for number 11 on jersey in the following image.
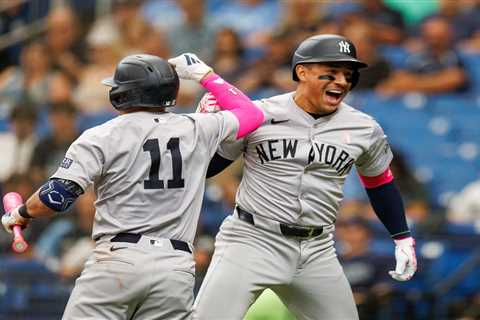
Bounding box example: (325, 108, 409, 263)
(143, 137, 185, 189)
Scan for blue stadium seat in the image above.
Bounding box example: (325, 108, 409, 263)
(378, 45, 409, 69)
(0, 257, 71, 319)
(458, 52, 480, 92)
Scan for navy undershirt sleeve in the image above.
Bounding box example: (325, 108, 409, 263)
(365, 180, 411, 239)
(206, 153, 234, 178)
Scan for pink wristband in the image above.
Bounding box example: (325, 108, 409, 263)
(359, 168, 394, 188)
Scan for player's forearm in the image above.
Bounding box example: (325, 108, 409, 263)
(20, 178, 84, 219)
(359, 169, 410, 239)
(200, 73, 264, 138)
(21, 191, 57, 219)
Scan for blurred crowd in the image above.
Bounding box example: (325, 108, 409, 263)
(0, 0, 480, 319)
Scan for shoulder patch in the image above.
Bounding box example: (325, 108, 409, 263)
(60, 157, 73, 169)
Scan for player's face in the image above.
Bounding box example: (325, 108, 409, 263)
(299, 63, 354, 113)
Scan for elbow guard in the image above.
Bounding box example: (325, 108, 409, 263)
(39, 178, 84, 212)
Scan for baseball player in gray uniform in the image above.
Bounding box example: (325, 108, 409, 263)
(193, 35, 417, 320)
(1, 53, 264, 319)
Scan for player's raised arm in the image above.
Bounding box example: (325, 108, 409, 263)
(168, 53, 264, 139)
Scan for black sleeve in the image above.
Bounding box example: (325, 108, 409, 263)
(365, 180, 411, 239)
(206, 153, 234, 178)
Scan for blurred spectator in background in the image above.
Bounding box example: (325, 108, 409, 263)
(425, 0, 479, 45)
(342, 19, 393, 91)
(141, 26, 171, 58)
(377, 16, 468, 96)
(45, 6, 86, 84)
(199, 171, 240, 237)
(193, 235, 215, 294)
(336, 217, 393, 319)
(0, 103, 38, 183)
(277, 0, 323, 46)
(390, 149, 429, 204)
(48, 71, 76, 105)
(447, 179, 480, 225)
(35, 189, 95, 281)
(0, 40, 53, 118)
(458, 0, 480, 52)
(30, 102, 80, 186)
(359, 0, 406, 45)
(89, 0, 157, 56)
(168, 0, 215, 60)
(0, 0, 31, 70)
(236, 31, 295, 98)
(72, 24, 121, 114)
(210, 28, 246, 84)
(212, 0, 281, 56)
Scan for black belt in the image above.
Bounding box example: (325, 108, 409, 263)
(237, 208, 324, 239)
(111, 233, 192, 253)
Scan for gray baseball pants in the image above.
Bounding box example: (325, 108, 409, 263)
(63, 235, 195, 320)
(193, 215, 358, 320)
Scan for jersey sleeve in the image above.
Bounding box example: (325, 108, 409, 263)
(186, 111, 240, 158)
(51, 129, 105, 191)
(355, 122, 393, 177)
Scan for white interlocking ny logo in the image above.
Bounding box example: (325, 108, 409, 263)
(338, 41, 351, 53)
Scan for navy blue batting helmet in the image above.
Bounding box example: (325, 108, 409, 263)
(102, 54, 179, 110)
(292, 34, 368, 87)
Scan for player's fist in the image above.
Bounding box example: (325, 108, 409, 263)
(168, 53, 213, 82)
(196, 92, 221, 113)
(2, 206, 30, 234)
(389, 237, 417, 281)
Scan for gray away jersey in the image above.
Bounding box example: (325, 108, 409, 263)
(53, 111, 239, 243)
(219, 92, 393, 226)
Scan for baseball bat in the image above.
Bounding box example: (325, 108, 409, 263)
(3, 192, 29, 253)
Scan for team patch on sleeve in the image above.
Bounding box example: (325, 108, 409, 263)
(60, 157, 73, 169)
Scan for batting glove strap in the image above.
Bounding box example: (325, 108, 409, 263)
(168, 53, 212, 82)
(1, 206, 30, 234)
(389, 236, 417, 281)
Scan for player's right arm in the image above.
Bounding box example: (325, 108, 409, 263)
(2, 130, 101, 233)
(195, 92, 253, 177)
(168, 53, 265, 139)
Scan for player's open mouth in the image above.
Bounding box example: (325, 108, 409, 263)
(325, 90, 343, 104)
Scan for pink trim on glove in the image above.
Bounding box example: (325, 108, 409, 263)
(201, 73, 264, 139)
(359, 167, 394, 188)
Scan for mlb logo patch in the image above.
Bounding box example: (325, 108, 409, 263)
(60, 157, 73, 169)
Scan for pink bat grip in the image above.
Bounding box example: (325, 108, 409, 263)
(3, 192, 29, 253)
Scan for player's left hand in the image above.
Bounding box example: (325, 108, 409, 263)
(1, 206, 30, 234)
(389, 237, 417, 281)
(168, 53, 213, 82)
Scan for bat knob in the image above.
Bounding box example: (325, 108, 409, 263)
(12, 240, 28, 253)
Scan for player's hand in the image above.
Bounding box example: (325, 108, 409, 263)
(389, 237, 417, 281)
(196, 92, 220, 113)
(2, 205, 30, 234)
(168, 53, 213, 82)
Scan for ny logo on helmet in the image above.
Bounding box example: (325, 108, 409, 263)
(338, 41, 351, 53)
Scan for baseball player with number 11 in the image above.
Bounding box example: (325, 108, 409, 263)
(2, 53, 264, 320)
(194, 34, 417, 320)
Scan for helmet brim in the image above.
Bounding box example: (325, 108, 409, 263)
(296, 58, 368, 69)
(101, 77, 118, 87)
